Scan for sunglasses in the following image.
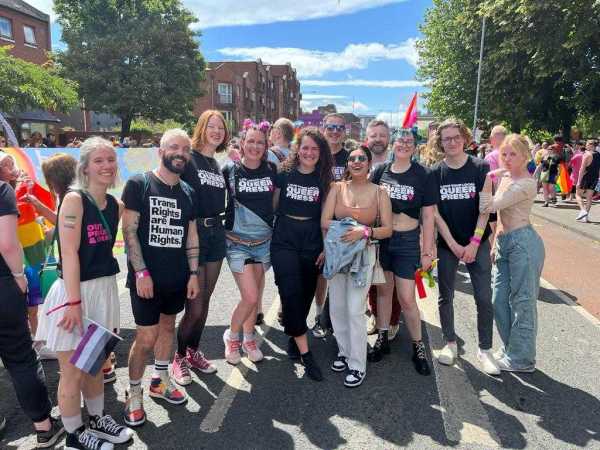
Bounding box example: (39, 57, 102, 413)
(325, 124, 346, 132)
(348, 155, 368, 163)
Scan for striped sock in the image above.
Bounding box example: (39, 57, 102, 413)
(154, 360, 169, 379)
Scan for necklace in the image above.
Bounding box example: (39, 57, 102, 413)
(153, 170, 178, 189)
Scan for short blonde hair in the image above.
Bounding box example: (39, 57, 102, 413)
(160, 128, 191, 149)
(76, 137, 117, 189)
(490, 125, 508, 138)
(499, 134, 531, 165)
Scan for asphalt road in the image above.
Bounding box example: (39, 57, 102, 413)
(2, 237, 600, 449)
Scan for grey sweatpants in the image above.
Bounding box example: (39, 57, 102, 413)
(437, 240, 493, 350)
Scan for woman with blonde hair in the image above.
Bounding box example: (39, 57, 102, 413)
(480, 134, 545, 373)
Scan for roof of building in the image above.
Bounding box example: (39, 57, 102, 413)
(0, 0, 50, 22)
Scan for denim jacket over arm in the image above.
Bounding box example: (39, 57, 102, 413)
(323, 218, 371, 287)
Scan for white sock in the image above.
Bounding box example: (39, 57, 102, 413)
(84, 393, 104, 418)
(62, 414, 84, 434)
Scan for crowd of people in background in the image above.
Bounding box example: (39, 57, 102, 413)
(1, 111, 599, 449)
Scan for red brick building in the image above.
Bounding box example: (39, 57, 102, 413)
(194, 60, 301, 132)
(0, 0, 50, 65)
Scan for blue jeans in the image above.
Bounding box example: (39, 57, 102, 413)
(493, 225, 545, 368)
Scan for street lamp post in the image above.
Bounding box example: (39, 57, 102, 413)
(473, 16, 486, 132)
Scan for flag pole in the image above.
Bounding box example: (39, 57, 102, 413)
(473, 16, 486, 131)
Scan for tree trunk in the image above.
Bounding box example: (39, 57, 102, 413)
(120, 114, 133, 140)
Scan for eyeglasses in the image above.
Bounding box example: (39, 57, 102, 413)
(441, 135, 463, 144)
(347, 155, 368, 163)
(324, 124, 346, 132)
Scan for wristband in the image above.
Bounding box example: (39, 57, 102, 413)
(474, 228, 485, 237)
(470, 236, 482, 245)
(363, 226, 370, 239)
(136, 269, 150, 279)
(46, 300, 82, 316)
(12, 271, 25, 278)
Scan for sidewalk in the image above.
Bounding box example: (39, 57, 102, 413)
(531, 195, 600, 242)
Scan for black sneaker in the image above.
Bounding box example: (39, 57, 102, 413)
(255, 312, 264, 326)
(89, 414, 133, 444)
(65, 426, 113, 450)
(412, 341, 431, 376)
(287, 337, 301, 360)
(367, 330, 390, 362)
(311, 322, 327, 338)
(344, 369, 365, 388)
(301, 351, 323, 381)
(330, 355, 348, 372)
(36, 416, 65, 448)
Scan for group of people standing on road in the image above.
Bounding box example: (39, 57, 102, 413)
(0, 111, 549, 449)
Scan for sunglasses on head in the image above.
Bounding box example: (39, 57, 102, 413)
(348, 155, 368, 163)
(325, 124, 346, 132)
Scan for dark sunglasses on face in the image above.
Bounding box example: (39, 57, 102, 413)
(348, 155, 368, 163)
(325, 124, 346, 132)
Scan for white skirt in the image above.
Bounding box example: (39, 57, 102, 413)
(35, 275, 120, 352)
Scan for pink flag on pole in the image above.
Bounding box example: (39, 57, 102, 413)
(402, 93, 418, 128)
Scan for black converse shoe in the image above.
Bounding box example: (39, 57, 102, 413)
(301, 351, 323, 381)
(287, 337, 301, 360)
(36, 417, 65, 448)
(412, 341, 431, 376)
(65, 426, 113, 450)
(367, 330, 390, 362)
(330, 355, 348, 372)
(89, 414, 133, 444)
(344, 369, 365, 388)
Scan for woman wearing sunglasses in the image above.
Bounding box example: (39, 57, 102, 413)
(321, 145, 392, 387)
(369, 130, 437, 375)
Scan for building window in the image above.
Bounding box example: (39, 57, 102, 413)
(221, 111, 232, 122)
(23, 25, 36, 46)
(0, 17, 13, 40)
(217, 83, 232, 104)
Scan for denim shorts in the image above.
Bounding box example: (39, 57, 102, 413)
(198, 223, 226, 265)
(380, 228, 420, 280)
(226, 238, 271, 274)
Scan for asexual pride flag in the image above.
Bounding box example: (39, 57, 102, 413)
(69, 319, 122, 376)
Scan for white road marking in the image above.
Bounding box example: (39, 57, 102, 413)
(539, 278, 600, 326)
(420, 285, 500, 448)
(199, 296, 281, 433)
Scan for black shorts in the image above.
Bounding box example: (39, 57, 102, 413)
(379, 228, 421, 280)
(579, 174, 599, 191)
(198, 222, 226, 265)
(130, 286, 187, 326)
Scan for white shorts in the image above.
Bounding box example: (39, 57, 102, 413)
(35, 275, 120, 352)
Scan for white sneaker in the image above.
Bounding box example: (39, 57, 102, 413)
(438, 342, 458, 365)
(242, 339, 264, 363)
(576, 210, 588, 221)
(493, 347, 506, 361)
(477, 349, 501, 375)
(496, 356, 536, 373)
(388, 324, 400, 341)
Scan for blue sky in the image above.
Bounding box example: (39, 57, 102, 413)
(33, 0, 433, 126)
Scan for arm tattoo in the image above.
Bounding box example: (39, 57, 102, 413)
(186, 222, 200, 271)
(63, 214, 77, 229)
(123, 213, 147, 272)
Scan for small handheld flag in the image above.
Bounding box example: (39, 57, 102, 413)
(69, 319, 122, 376)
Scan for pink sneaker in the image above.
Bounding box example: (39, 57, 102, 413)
(223, 329, 241, 365)
(171, 352, 192, 386)
(186, 348, 217, 374)
(242, 338, 264, 363)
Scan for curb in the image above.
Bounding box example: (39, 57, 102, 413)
(531, 210, 600, 242)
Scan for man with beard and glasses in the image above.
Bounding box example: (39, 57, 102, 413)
(121, 129, 200, 427)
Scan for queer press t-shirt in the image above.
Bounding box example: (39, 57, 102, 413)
(0, 181, 18, 277)
(122, 172, 198, 290)
(182, 151, 226, 219)
(431, 156, 493, 249)
(222, 161, 277, 230)
(275, 168, 323, 220)
(370, 162, 438, 219)
(332, 148, 349, 181)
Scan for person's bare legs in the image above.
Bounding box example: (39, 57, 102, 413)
(375, 272, 395, 330)
(128, 325, 159, 382)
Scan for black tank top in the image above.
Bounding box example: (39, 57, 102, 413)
(58, 192, 120, 282)
(582, 152, 600, 180)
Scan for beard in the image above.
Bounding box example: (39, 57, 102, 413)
(369, 141, 388, 155)
(163, 154, 187, 174)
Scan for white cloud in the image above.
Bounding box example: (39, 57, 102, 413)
(302, 79, 424, 88)
(218, 39, 418, 77)
(301, 97, 369, 114)
(301, 94, 349, 100)
(376, 108, 407, 128)
(28, 0, 406, 28)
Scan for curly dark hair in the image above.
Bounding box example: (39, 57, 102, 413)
(343, 145, 372, 180)
(281, 127, 333, 195)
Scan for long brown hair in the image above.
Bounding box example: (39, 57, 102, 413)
(191, 110, 229, 153)
(281, 127, 333, 195)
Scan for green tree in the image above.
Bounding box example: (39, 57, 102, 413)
(55, 0, 205, 137)
(0, 46, 78, 113)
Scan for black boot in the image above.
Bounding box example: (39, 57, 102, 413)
(412, 340, 431, 376)
(287, 337, 301, 360)
(368, 330, 390, 362)
(301, 351, 323, 381)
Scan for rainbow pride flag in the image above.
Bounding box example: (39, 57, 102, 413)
(556, 162, 573, 194)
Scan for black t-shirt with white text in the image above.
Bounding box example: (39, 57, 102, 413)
(181, 151, 226, 218)
(275, 168, 323, 220)
(222, 161, 277, 230)
(332, 148, 349, 181)
(0, 181, 18, 277)
(370, 162, 438, 219)
(431, 156, 493, 249)
(121, 172, 198, 290)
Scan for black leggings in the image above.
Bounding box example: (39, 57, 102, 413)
(271, 216, 321, 337)
(177, 260, 223, 355)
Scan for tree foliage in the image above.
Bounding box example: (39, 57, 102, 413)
(55, 0, 205, 136)
(0, 46, 78, 113)
(417, 0, 600, 136)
